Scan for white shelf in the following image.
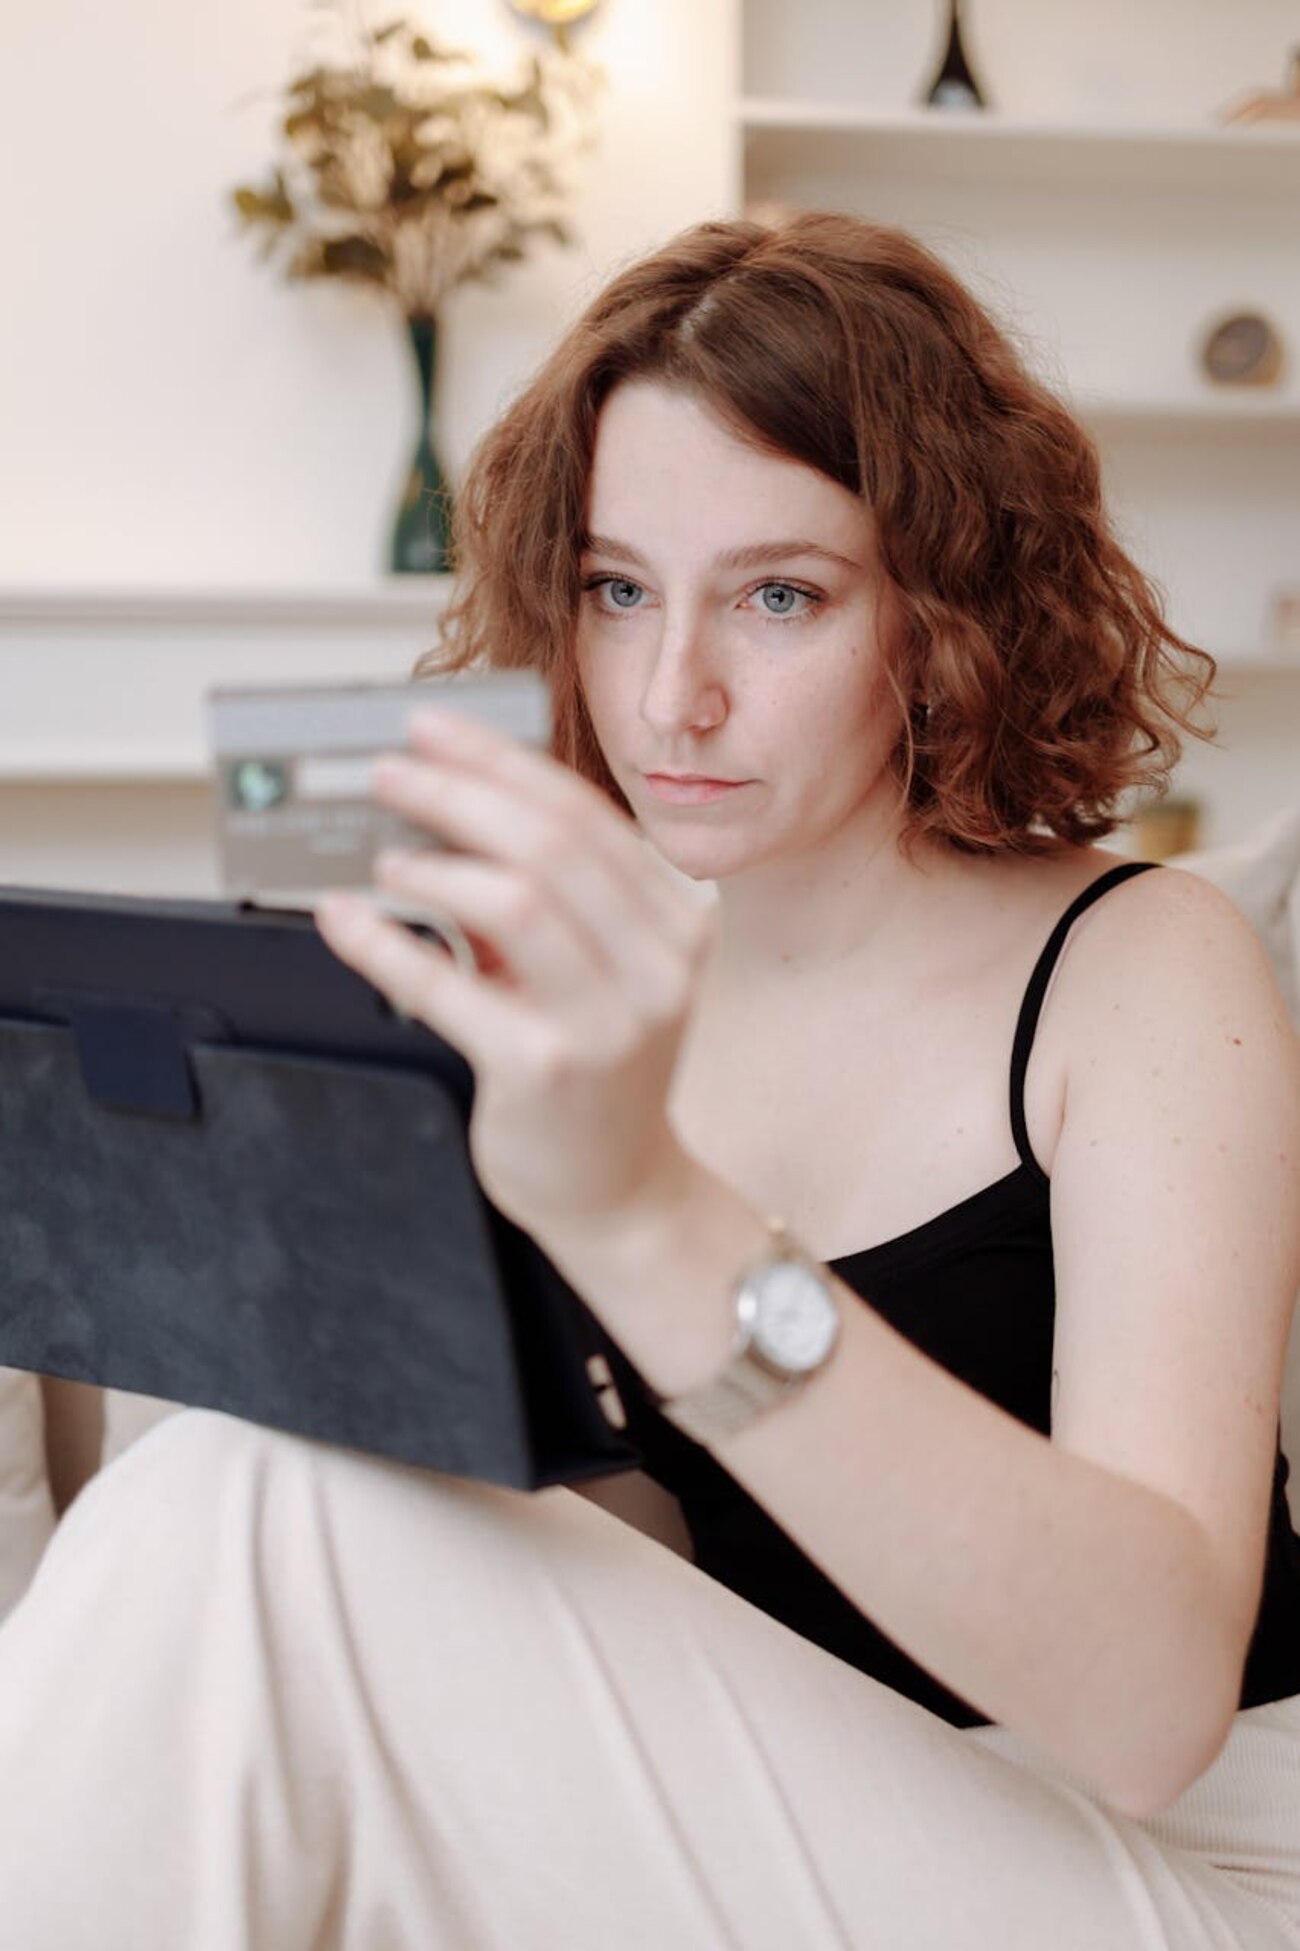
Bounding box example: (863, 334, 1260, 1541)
(1076, 395, 1300, 428)
(740, 103, 1300, 196)
(1212, 656, 1300, 679)
(0, 584, 458, 786)
(0, 748, 210, 784)
(0, 581, 453, 627)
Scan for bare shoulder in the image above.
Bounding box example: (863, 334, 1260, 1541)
(1004, 850, 1299, 1184)
(1046, 856, 1300, 1175)
(1055, 858, 1291, 1027)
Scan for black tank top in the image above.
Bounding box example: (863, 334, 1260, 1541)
(598, 860, 1300, 1727)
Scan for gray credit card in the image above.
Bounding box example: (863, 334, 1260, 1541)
(207, 671, 552, 924)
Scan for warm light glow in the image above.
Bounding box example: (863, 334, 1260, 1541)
(508, 0, 601, 27)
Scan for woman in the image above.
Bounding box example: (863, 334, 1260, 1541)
(2, 212, 1299, 1948)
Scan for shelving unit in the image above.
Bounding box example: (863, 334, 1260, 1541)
(740, 104, 1300, 197)
(731, 14, 1300, 841)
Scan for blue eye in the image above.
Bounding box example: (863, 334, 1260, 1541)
(754, 582, 817, 618)
(584, 575, 645, 613)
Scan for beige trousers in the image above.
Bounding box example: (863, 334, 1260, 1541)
(0, 1409, 1298, 1951)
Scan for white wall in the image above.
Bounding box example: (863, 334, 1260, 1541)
(0, 0, 737, 588)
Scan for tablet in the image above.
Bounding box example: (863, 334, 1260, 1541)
(0, 885, 638, 1488)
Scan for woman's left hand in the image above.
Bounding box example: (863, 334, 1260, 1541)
(312, 705, 713, 1251)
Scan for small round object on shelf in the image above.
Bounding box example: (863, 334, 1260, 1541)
(1199, 310, 1286, 387)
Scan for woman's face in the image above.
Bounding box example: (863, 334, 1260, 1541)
(574, 379, 909, 883)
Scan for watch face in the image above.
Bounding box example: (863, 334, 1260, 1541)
(745, 1259, 840, 1376)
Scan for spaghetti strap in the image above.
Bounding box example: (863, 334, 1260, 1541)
(1009, 860, 1163, 1180)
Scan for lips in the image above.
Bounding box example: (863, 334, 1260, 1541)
(641, 772, 753, 806)
(646, 773, 745, 786)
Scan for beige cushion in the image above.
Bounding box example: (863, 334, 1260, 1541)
(0, 1369, 56, 1622)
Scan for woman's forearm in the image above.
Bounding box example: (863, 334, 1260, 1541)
(543, 1158, 1249, 1818)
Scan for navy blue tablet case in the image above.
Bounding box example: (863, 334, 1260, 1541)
(0, 886, 637, 1489)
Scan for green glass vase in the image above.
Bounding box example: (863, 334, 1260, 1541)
(389, 312, 453, 575)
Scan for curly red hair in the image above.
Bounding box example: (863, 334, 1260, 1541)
(413, 210, 1215, 855)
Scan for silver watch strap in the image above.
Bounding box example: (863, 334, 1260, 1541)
(661, 1356, 793, 1446)
(658, 1217, 820, 1445)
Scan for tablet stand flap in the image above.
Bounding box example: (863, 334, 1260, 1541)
(70, 1000, 201, 1121)
(31, 985, 235, 1123)
(0, 1018, 571, 1487)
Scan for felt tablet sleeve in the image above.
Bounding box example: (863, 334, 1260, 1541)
(0, 887, 638, 1490)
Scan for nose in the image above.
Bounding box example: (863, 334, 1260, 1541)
(639, 609, 727, 739)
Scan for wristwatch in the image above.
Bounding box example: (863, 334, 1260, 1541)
(657, 1219, 841, 1447)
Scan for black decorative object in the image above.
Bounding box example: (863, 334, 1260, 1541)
(922, 0, 987, 111)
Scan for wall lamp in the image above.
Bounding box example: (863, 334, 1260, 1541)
(507, 0, 602, 50)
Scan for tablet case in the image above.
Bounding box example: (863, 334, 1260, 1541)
(0, 885, 639, 1490)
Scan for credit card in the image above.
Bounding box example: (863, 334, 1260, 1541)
(207, 672, 552, 953)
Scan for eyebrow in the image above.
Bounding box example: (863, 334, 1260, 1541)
(579, 534, 864, 575)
